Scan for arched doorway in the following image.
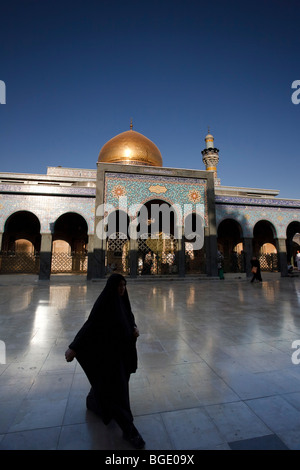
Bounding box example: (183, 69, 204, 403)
(136, 200, 178, 275)
(253, 220, 278, 272)
(217, 219, 244, 273)
(1, 211, 41, 273)
(51, 213, 88, 273)
(286, 221, 300, 267)
(105, 210, 130, 275)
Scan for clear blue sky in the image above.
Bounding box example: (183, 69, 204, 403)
(1, 0, 299, 199)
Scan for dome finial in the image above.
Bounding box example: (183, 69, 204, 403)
(130, 118, 133, 130)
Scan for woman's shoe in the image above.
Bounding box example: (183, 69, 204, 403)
(86, 389, 102, 417)
(123, 429, 145, 449)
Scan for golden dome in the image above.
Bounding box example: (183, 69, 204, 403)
(98, 129, 163, 167)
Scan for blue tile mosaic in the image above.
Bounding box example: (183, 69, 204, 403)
(0, 193, 95, 234)
(104, 172, 208, 225)
(216, 203, 300, 238)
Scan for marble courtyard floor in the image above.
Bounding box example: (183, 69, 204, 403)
(0, 272, 300, 450)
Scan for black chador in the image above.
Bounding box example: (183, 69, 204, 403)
(66, 273, 145, 449)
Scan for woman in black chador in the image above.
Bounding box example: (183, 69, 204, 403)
(65, 273, 145, 449)
(250, 256, 262, 283)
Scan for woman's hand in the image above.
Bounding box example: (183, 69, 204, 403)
(133, 327, 140, 338)
(65, 348, 76, 362)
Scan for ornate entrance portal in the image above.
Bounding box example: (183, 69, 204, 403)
(93, 162, 218, 279)
(138, 233, 178, 275)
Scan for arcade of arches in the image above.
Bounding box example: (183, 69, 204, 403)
(1, 209, 299, 277)
(217, 219, 300, 274)
(0, 211, 88, 274)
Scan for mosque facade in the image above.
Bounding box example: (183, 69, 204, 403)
(0, 126, 299, 280)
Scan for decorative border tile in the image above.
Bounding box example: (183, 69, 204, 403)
(104, 172, 208, 225)
(0, 194, 94, 234)
(216, 203, 300, 238)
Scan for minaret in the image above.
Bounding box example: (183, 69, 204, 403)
(201, 128, 220, 184)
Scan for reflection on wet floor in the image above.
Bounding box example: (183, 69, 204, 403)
(0, 273, 300, 450)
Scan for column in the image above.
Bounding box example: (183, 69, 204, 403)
(178, 226, 185, 277)
(205, 171, 218, 277)
(205, 227, 218, 277)
(0, 232, 3, 272)
(243, 237, 253, 277)
(276, 238, 288, 277)
(129, 237, 137, 278)
(92, 231, 106, 278)
(86, 234, 94, 280)
(91, 165, 106, 279)
(39, 233, 52, 280)
(286, 237, 294, 265)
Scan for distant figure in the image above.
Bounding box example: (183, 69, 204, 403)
(65, 273, 145, 449)
(217, 250, 224, 279)
(288, 264, 294, 275)
(106, 262, 116, 274)
(250, 256, 262, 283)
(106, 263, 113, 274)
(296, 250, 300, 271)
(142, 251, 153, 274)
